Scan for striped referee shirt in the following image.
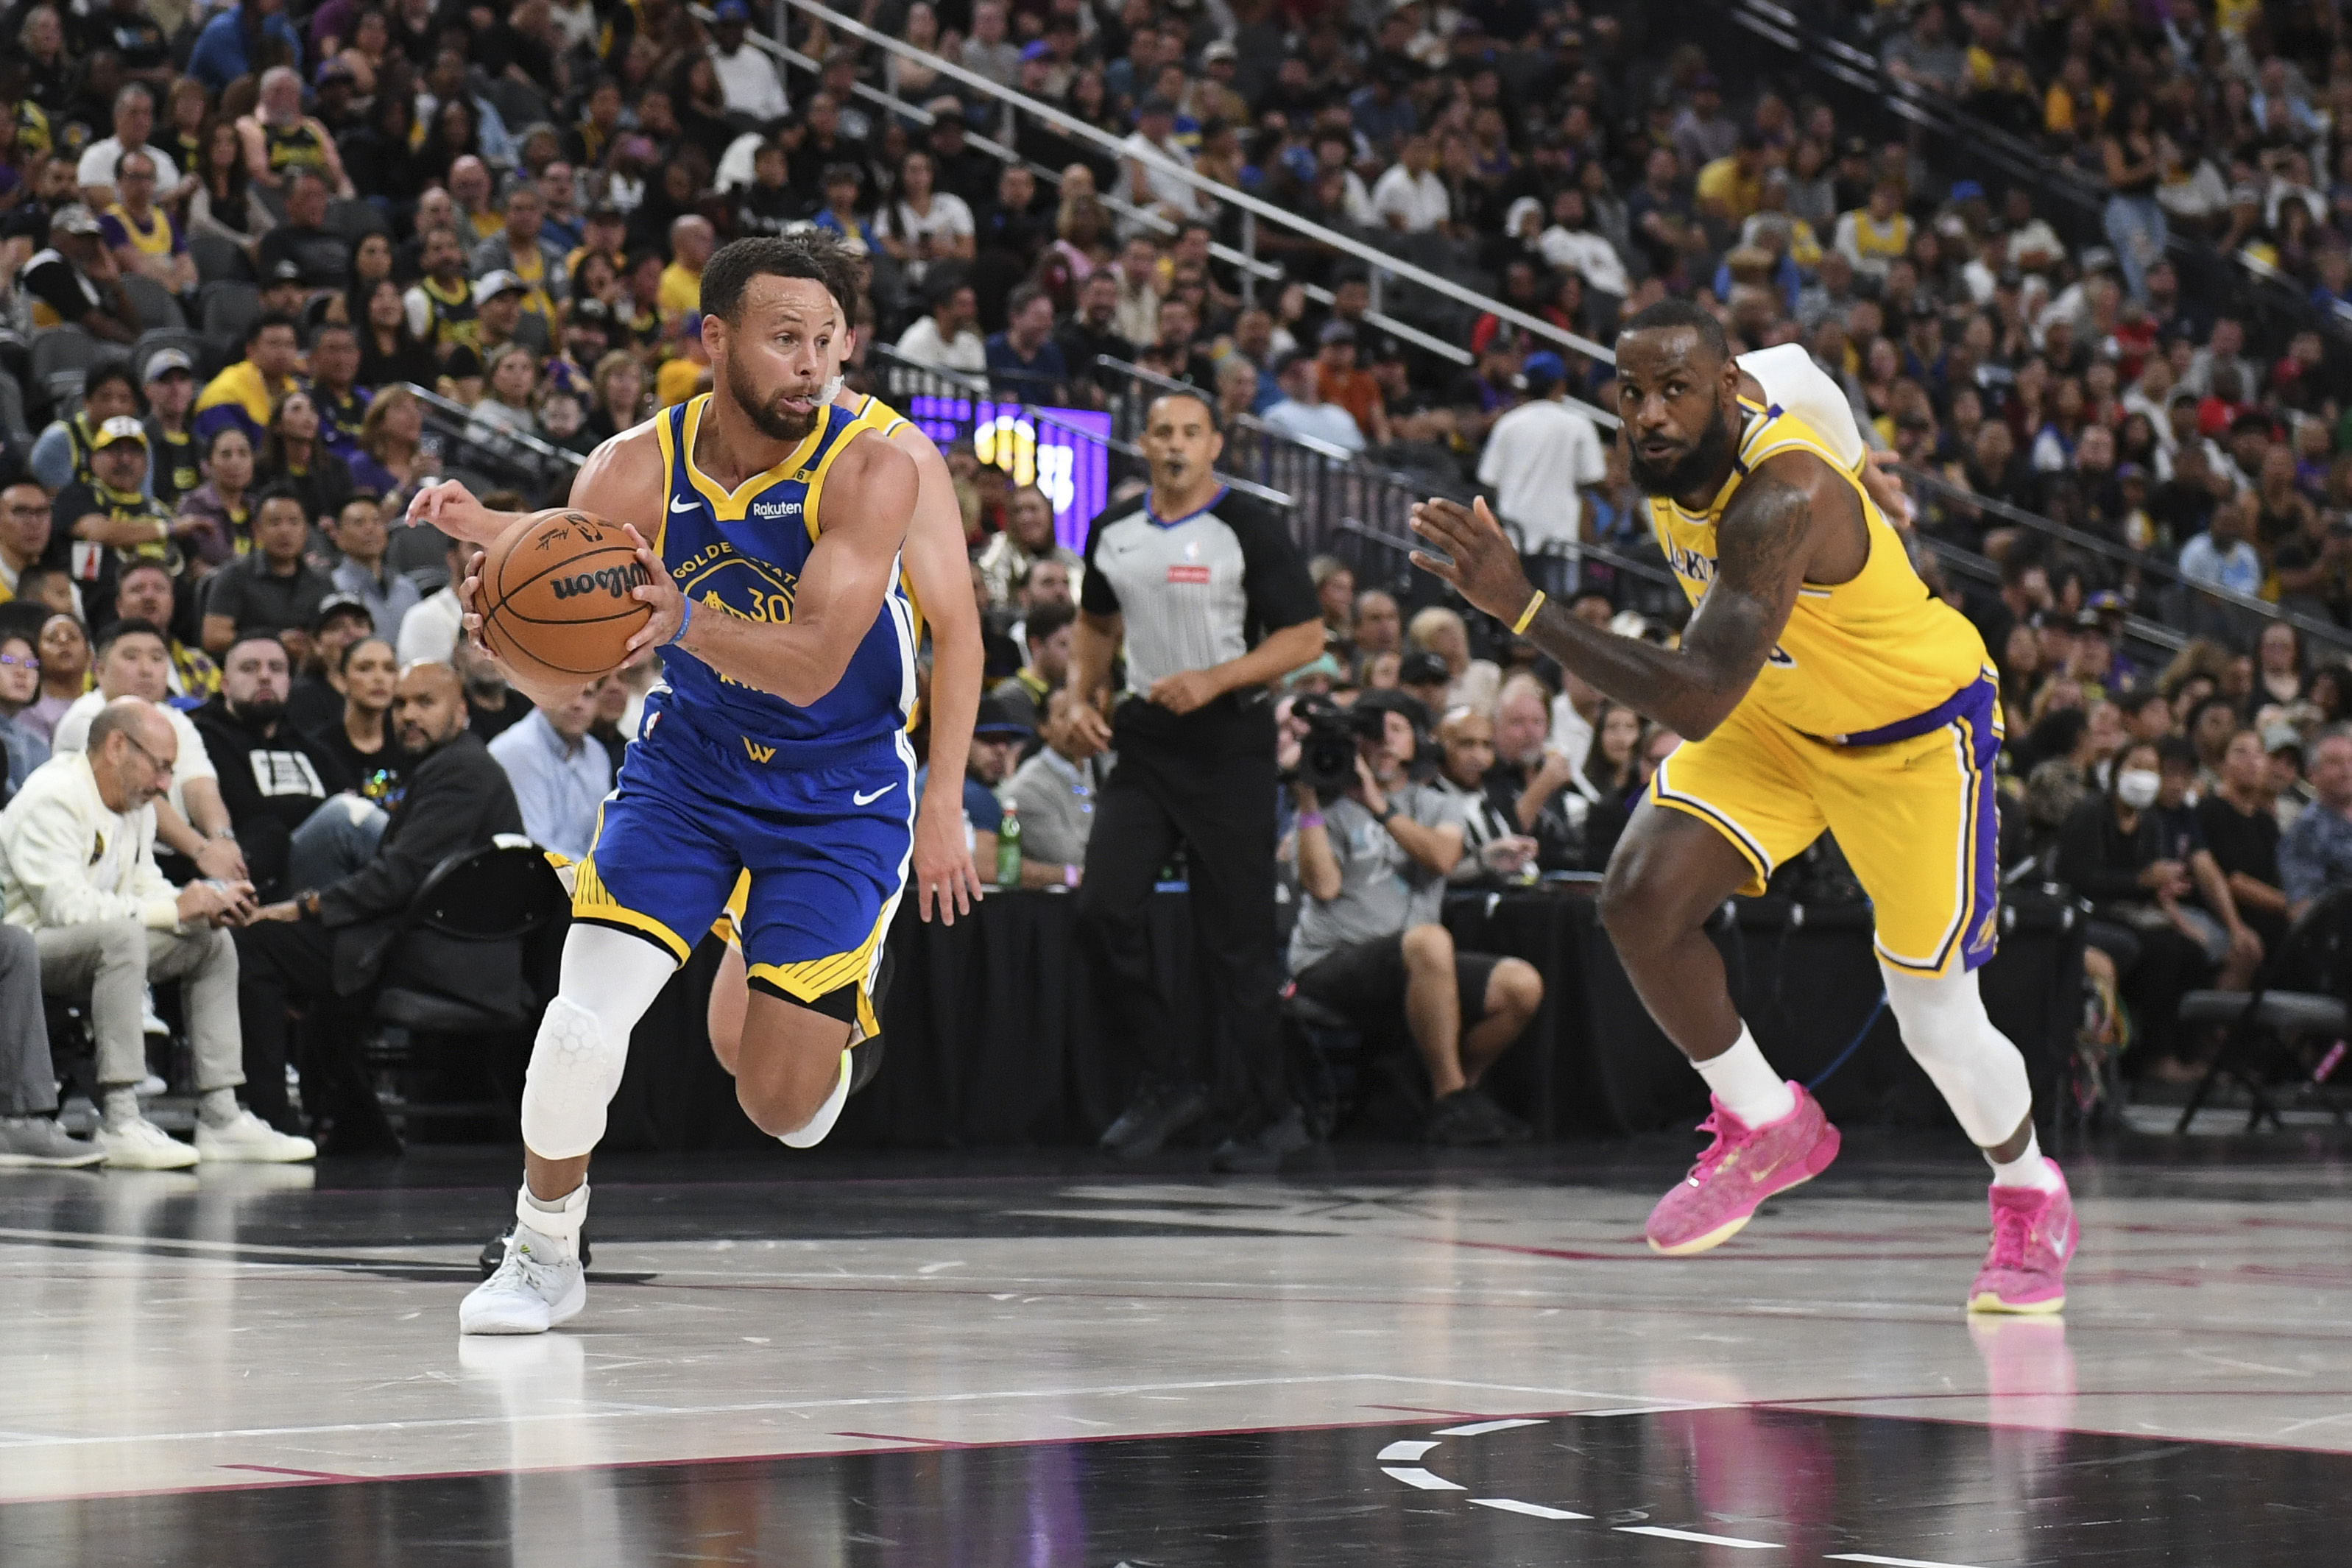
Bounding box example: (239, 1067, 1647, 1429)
(1080, 484, 1318, 738)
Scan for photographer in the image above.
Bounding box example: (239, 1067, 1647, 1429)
(1289, 690, 1544, 1145)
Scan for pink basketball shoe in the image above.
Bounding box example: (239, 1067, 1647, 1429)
(1966, 1159, 2077, 1314)
(1645, 1086, 1842, 1256)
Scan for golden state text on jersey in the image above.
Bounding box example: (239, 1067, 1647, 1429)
(649, 394, 919, 757)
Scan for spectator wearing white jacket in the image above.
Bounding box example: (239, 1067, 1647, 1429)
(0, 699, 312, 1168)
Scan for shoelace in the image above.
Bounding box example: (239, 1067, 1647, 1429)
(1684, 1110, 1756, 1185)
(496, 1236, 565, 1289)
(1985, 1198, 2035, 1271)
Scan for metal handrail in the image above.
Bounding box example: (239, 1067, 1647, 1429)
(1895, 460, 2352, 654)
(711, 4, 1478, 367)
(402, 381, 586, 474)
(767, 0, 1617, 370)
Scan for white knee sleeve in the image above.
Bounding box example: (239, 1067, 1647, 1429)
(520, 925, 678, 1159)
(1877, 963, 2033, 1149)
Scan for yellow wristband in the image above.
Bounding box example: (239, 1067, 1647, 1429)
(1510, 590, 1546, 636)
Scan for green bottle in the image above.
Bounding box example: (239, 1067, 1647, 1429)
(996, 802, 1022, 887)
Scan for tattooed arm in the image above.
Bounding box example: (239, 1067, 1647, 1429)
(1410, 451, 1852, 740)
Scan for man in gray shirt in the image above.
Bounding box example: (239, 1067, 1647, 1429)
(1289, 691, 1544, 1144)
(1006, 688, 1101, 884)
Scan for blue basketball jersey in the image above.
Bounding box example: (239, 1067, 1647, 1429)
(651, 394, 918, 760)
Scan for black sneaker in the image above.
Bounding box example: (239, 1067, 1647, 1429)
(1099, 1081, 1210, 1159)
(1211, 1105, 1312, 1173)
(479, 1221, 592, 1279)
(1424, 1087, 1516, 1147)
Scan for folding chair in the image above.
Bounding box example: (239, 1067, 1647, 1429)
(2176, 886, 2352, 1132)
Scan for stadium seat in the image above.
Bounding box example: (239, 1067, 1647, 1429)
(118, 274, 187, 332)
(188, 232, 252, 286)
(29, 328, 116, 412)
(0, 373, 30, 448)
(325, 197, 389, 243)
(198, 280, 261, 348)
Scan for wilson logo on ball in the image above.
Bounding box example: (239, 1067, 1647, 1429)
(549, 565, 652, 601)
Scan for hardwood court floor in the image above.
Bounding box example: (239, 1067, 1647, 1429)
(0, 1132, 2345, 1564)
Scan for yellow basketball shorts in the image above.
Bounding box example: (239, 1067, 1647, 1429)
(1646, 668, 2002, 977)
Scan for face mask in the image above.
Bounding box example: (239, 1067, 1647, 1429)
(2116, 769, 2161, 810)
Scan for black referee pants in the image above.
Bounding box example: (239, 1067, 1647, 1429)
(1076, 716, 1286, 1120)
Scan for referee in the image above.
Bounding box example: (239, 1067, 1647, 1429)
(1069, 389, 1324, 1172)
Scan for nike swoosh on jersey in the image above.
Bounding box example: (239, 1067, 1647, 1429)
(852, 784, 897, 805)
(670, 498, 700, 512)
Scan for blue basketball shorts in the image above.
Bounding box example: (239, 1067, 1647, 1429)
(571, 699, 917, 1033)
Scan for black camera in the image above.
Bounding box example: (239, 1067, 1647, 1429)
(1290, 696, 1385, 796)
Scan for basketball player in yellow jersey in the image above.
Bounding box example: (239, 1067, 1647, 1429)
(1412, 300, 2077, 1315)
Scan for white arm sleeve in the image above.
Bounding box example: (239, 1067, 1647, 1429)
(1737, 343, 1868, 471)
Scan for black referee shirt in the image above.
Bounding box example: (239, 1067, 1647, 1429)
(1080, 484, 1318, 748)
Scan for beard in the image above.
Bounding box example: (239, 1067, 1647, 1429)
(1626, 402, 1740, 498)
(728, 356, 820, 442)
(237, 697, 287, 730)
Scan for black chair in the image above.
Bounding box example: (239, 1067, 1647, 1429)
(189, 231, 252, 286)
(324, 197, 389, 243)
(368, 837, 570, 1138)
(2175, 886, 2352, 1133)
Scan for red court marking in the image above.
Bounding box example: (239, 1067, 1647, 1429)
(828, 1430, 975, 1449)
(1360, 1404, 1491, 1419)
(215, 1464, 364, 1482)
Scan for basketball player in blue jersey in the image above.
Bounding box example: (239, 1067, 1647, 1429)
(409, 236, 922, 1334)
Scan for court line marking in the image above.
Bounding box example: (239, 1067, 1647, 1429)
(1617, 1525, 1782, 1549)
(1826, 1555, 1990, 1567)
(1435, 1419, 1548, 1435)
(1469, 1497, 1589, 1520)
(1575, 1404, 1740, 1417)
(0, 1375, 1659, 1453)
(1380, 1466, 1465, 1491)
(1376, 1441, 1440, 1461)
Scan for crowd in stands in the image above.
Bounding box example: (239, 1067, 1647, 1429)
(0, 0, 2348, 1154)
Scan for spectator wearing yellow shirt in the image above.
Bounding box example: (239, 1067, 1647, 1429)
(2044, 56, 2111, 138)
(1695, 130, 1770, 224)
(657, 215, 715, 325)
(1833, 180, 1914, 280)
(655, 319, 712, 409)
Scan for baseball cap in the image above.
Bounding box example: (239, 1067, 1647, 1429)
(50, 203, 103, 236)
(1516, 350, 1567, 390)
(2072, 608, 2108, 632)
(1203, 39, 1237, 63)
(1020, 39, 1052, 60)
(313, 592, 375, 632)
(144, 347, 194, 381)
(713, 0, 750, 18)
(93, 415, 148, 449)
(1317, 319, 1357, 347)
(2262, 721, 2304, 755)
(266, 258, 305, 283)
(2088, 589, 2127, 612)
(1355, 687, 1431, 733)
(1949, 179, 1985, 202)
(568, 296, 613, 326)
(317, 57, 356, 83)
(473, 269, 526, 305)
(972, 694, 1032, 738)
(1137, 94, 1177, 119)
(1398, 650, 1450, 687)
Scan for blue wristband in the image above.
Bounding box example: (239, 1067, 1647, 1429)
(663, 595, 692, 649)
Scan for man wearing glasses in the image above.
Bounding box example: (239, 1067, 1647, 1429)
(0, 698, 312, 1168)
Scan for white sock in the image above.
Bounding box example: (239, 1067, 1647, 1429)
(1988, 1131, 2060, 1190)
(196, 1088, 241, 1129)
(515, 1182, 590, 1260)
(1693, 1025, 1796, 1125)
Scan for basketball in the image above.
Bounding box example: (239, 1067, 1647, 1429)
(474, 508, 657, 685)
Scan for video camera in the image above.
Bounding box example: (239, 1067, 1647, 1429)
(1288, 695, 1388, 796)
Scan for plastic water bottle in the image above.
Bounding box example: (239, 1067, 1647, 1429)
(996, 803, 1022, 887)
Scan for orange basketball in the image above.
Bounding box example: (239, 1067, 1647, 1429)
(475, 508, 656, 685)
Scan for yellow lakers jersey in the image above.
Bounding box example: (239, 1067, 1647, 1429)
(1648, 399, 1985, 740)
